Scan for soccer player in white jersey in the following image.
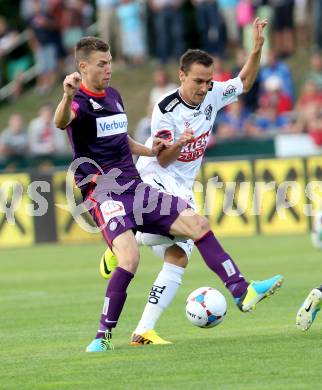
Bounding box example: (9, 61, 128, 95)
(100, 18, 284, 345)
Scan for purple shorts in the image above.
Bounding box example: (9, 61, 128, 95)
(84, 175, 188, 247)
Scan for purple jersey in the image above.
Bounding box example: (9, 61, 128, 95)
(64, 84, 189, 247)
(66, 84, 139, 195)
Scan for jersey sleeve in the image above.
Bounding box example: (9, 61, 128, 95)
(71, 100, 80, 118)
(211, 76, 244, 111)
(150, 104, 175, 144)
(114, 88, 125, 110)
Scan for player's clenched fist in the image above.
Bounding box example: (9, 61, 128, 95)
(177, 128, 194, 147)
(63, 72, 82, 97)
(152, 138, 170, 156)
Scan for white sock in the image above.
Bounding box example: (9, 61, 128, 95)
(134, 262, 185, 334)
(136, 232, 187, 246)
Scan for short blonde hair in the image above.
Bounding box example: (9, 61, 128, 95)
(75, 36, 110, 64)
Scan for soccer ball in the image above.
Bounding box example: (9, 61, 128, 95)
(311, 211, 322, 249)
(185, 287, 227, 328)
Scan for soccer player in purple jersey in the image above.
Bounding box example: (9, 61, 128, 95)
(55, 35, 283, 352)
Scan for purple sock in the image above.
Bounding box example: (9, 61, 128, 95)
(96, 266, 134, 339)
(195, 231, 248, 298)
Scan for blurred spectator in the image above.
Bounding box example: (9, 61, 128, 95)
(290, 80, 322, 133)
(149, 67, 178, 107)
(250, 0, 272, 63)
(0, 16, 18, 86)
(45, 1, 68, 62)
(134, 104, 153, 145)
(27, 0, 59, 94)
(96, 0, 122, 62)
(46, 1, 69, 76)
(248, 98, 290, 136)
(117, 0, 145, 65)
(260, 75, 293, 115)
(48, 0, 94, 77)
(236, 0, 255, 48)
(212, 56, 231, 81)
(306, 52, 322, 91)
(0, 16, 18, 61)
(294, 0, 309, 46)
(58, 0, 93, 70)
(297, 80, 322, 113)
(191, 0, 225, 55)
(0, 114, 28, 160)
(0, 16, 32, 97)
(236, 0, 254, 29)
(307, 108, 322, 146)
(216, 100, 252, 139)
(231, 47, 260, 111)
(259, 48, 295, 101)
(271, 0, 295, 57)
(28, 104, 68, 156)
(78, 0, 94, 29)
(217, 0, 239, 52)
(149, 0, 185, 64)
(312, 0, 322, 50)
(20, 0, 48, 21)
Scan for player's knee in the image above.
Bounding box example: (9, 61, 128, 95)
(200, 216, 210, 233)
(117, 247, 140, 273)
(177, 256, 188, 268)
(164, 245, 188, 268)
(190, 216, 210, 240)
(175, 253, 188, 268)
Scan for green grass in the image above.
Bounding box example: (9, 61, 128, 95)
(1, 235, 322, 389)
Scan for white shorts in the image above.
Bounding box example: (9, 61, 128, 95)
(140, 171, 195, 259)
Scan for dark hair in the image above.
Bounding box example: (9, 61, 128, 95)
(75, 36, 110, 63)
(180, 49, 213, 74)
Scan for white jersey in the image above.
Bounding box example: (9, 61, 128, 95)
(136, 77, 243, 190)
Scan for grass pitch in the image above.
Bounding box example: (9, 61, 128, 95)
(1, 235, 322, 390)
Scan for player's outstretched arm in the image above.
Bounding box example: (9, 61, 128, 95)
(127, 136, 168, 157)
(238, 17, 267, 93)
(54, 72, 81, 129)
(157, 128, 194, 168)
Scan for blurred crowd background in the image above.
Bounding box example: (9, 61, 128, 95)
(0, 0, 321, 170)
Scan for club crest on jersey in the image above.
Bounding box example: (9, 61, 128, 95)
(222, 85, 237, 100)
(89, 98, 103, 111)
(155, 129, 173, 141)
(109, 220, 118, 231)
(204, 104, 213, 120)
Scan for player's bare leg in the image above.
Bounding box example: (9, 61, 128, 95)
(99, 232, 187, 280)
(99, 232, 185, 280)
